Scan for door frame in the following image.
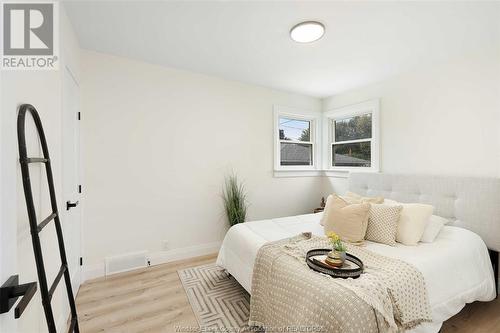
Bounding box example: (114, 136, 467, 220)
(61, 65, 83, 295)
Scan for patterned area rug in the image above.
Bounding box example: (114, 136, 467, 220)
(178, 263, 254, 332)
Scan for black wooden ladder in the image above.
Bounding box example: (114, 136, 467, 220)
(17, 104, 79, 333)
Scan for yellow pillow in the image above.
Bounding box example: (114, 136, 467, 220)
(343, 191, 384, 204)
(322, 195, 371, 243)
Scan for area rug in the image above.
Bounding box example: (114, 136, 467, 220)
(178, 263, 254, 332)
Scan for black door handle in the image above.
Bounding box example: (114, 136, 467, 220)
(66, 200, 79, 210)
(0, 275, 38, 319)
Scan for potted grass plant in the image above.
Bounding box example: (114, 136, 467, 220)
(222, 173, 247, 226)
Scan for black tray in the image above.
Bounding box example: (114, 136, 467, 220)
(306, 248, 364, 279)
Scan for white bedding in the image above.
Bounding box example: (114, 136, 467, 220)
(216, 212, 496, 333)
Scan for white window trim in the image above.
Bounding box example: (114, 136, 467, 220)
(274, 105, 322, 177)
(322, 99, 380, 174)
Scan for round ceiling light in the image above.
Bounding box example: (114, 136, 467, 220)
(290, 21, 325, 43)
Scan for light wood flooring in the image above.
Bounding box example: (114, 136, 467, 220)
(76, 254, 500, 333)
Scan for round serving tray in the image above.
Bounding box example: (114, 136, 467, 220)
(306, 248, 364, 279)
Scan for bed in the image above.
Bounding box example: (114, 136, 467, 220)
(216, 173, 499, 332)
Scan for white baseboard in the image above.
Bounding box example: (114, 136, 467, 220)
(82, 241, 221, 282)
(83, 262, 105, 282)
(148, 241, 221, 266)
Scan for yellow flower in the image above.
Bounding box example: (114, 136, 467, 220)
(327, 231, 339, 241)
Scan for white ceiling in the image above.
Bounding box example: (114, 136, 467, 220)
(64, 1, 500, 98)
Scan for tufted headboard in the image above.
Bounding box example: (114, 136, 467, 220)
(349, 173, 500, 252)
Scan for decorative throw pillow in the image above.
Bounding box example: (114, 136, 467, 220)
(420, 215, 449, 243)
(382, 199, 435, 245)
(395, 203, 434, 246)
(320, 194, 335, 226)
(322, 195, 370, 243)
(383, 199, 399, 205)
(343, 191, 384, 205)
(365, 204, 403, 246)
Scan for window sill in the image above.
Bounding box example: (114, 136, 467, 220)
(273, 168, 378, 178)
(322, 170, 350, 178)
(273, 169, 323, 178)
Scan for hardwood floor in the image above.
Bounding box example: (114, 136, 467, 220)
(441, 296, 500, 333)
(76, 254, 216, 332)
(76, 254, 500, 332)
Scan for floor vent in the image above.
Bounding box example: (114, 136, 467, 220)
(105, 251, 148, 276)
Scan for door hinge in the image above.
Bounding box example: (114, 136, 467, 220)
(80, 257, 83, 266)
(77, 112, 81, 120)
(78, 185, 82, 193)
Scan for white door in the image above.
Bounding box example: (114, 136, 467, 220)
(1, 68, 82, 332)
(62, 67, 82, 296)
(1, 72, 53, 332)
(0, 63, 19, 333)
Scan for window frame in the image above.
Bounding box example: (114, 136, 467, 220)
(274, 106, 321, 176)
(322, 99, 380, 174)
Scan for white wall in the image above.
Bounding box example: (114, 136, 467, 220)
(81, 51, 322, 273)
(0, 7, 81, 332)
(322, 51, 500, 195)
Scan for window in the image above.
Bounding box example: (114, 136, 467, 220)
(273, 101, 378, 177)
(332, 114, 372, 167)
(274, 106, 320, 175)
(324, 100, 379, 172)
(279, 117, 313, 166)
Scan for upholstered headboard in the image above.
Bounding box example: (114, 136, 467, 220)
(349, 173, 500, 252)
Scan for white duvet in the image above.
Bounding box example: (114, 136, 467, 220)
(216, 212, 496, 333)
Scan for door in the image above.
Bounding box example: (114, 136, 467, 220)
(0, 60, 19, 333)
(1, 71, 55, 332)
(1, 67, 82, 332)
(62, 67, 82, 296)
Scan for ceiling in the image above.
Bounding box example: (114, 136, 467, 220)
(64, 1, 500, 98)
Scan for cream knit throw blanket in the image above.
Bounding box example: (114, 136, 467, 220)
(249, 234, 431, 332)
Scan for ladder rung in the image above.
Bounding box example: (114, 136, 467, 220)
(24, 157, 49, 163)
(68, 316, 77, 333)
(37, 213, 57, 233)
(48, 265, 67, 301)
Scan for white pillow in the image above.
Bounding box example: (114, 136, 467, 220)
(320, 194, 334, 226)
(383, 199, 434, 245)
(420, 215, 449, 243)
(383, 199, 398, 205)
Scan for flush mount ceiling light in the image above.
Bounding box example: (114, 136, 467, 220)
(290, 21, 325, 43)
